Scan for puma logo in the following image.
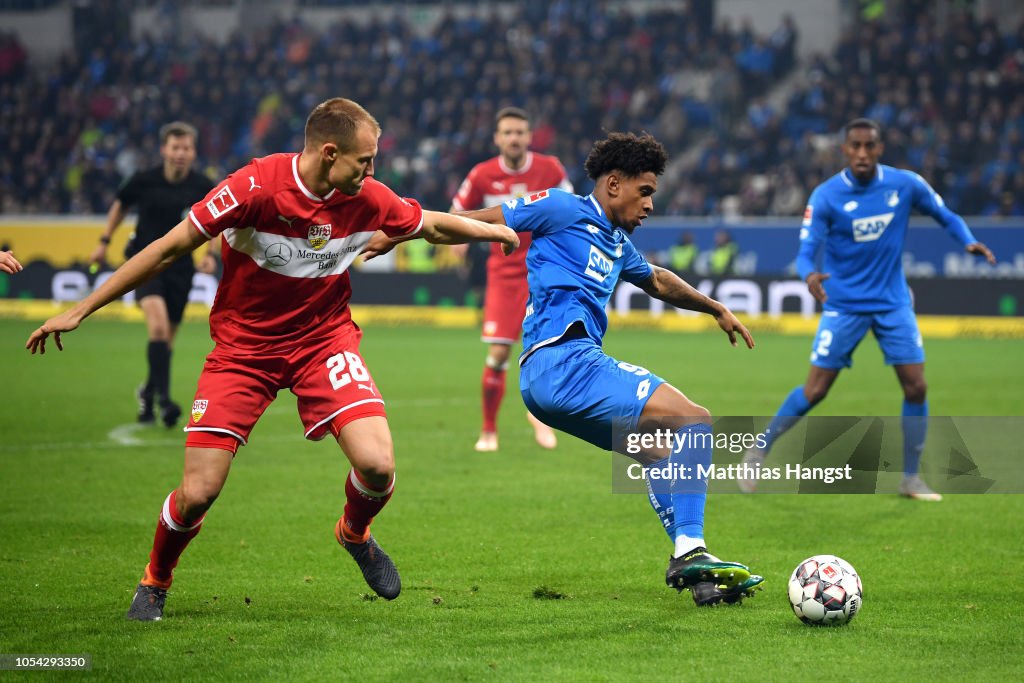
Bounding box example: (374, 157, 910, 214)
(277, 215, 297, 227)
(357, 383, 375, 394)
(248, 176, 261, 192)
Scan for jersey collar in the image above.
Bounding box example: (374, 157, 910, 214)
(292, 154, 338, 203)
(498, 151, 534, 176)
(840, 165, 883, 189)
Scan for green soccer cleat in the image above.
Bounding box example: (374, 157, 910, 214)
(665, 547, 751, 592)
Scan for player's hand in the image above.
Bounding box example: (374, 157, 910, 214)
(499, 228, 520, 256)
(26, 310, 84, 355)
(966, 242, 996, 264)
(0, 250, 23, 274)
(362, 230, 398, 261)
(87, 244, 107, 270)
(806, 272, 830, 304)
(197, 252, 218, 274)
(714, 307, 755, 349)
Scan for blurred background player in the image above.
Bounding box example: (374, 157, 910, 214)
(89, 122, 216, 427)
(27, 98, 519, 621)
(451, 107, 573, 453)
(739, 119, 996, 500)
(445, 132, 763, 606)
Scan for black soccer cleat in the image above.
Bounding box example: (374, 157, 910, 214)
(159, 399, 182, 428)
(689, 574, 766, 607)
(136, 385, 155, 424)
(665, 547, 750, 592)
(126, 583, 167, 621)
(341, 534, 402, 600)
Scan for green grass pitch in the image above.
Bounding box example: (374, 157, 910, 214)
(1, 318, 1022, 680)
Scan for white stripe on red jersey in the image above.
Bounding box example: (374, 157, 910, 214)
(189, 153, 423, 349)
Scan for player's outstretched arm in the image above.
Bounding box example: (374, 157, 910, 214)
(26, 219, 207, 355)
(0, 250, 23, 274)
(421, 209, 518, 253)
(639, 266, 755, 348)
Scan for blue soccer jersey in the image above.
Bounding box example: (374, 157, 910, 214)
(796, 164, 977, 312)
(499, 189, 653, 363)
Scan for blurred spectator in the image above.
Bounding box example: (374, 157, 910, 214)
(666, 231, 699, 276)
(709, 230, 738, 276)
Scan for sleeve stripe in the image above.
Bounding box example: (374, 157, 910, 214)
(451, 198, 467, 211)
(189, 209, 214, 239)
(407, 212, 424, 237)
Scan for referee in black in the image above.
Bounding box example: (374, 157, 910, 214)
(89, 122, 216, 427)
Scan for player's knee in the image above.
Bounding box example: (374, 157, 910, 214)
(804, 383, 830, 404)
(177, 481, 221, 521)
(357, 455, 394, 488)
(353, 438, 395, 483)
(487, 345, 511, 368)
(690, 403, 712, 423)
(903, 378, 927, 403)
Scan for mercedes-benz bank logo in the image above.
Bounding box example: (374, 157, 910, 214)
(265, 242, 292, 267)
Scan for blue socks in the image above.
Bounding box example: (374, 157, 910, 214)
(762, 386, 813, 454)
(643, 459, 673, 540)
(643, 423, 713, 550)
(902, 400, 928, 475)
(670, 422, 712, 544)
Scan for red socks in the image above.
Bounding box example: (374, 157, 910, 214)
(338, 470, 394, 543)
(481, 366, 506, 434)
(142, 489, 204, 588)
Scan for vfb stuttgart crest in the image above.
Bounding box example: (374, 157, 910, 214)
(191, 400, 208, 424)
(307, 224, 332, 250)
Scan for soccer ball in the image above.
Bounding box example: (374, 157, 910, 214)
(788, 554, 863, 626)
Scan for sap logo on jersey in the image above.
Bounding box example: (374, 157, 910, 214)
(584, 244, 614, 282)
(852, 212, 894, 242)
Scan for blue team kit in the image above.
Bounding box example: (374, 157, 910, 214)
(501, 189, 665, 450)
(797, 165, 977, 367)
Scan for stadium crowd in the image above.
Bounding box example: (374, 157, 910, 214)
(0, 1, 1021, 218)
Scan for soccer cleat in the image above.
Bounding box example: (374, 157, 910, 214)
(718, 574, 765, 605)
(339, 531, 402, 600)
(474, 432, 498, 452)
(159, 399, 182, 429)
(665, 547, 750, 592)
(527, 412, 558, 449)
(737, 448, 765, 493)
(126, 584, 167, 621)
(899, 475, 943, 502)
(136, 385, 155, 424)
(688, 574, 764, 607)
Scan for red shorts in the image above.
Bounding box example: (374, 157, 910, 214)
(481, 275, 529, 344)
(184, 326, 386, 451)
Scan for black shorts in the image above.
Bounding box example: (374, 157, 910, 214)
(135, 270, 193, 325)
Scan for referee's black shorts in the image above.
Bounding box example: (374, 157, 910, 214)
(135, 269, 193, 325)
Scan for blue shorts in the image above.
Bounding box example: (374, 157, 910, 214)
(810, 306, 925, 370)
(519, 339, 666, 451)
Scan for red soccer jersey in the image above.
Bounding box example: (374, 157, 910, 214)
(189, 153, 423, 349)
(452, 152, 572, 280)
